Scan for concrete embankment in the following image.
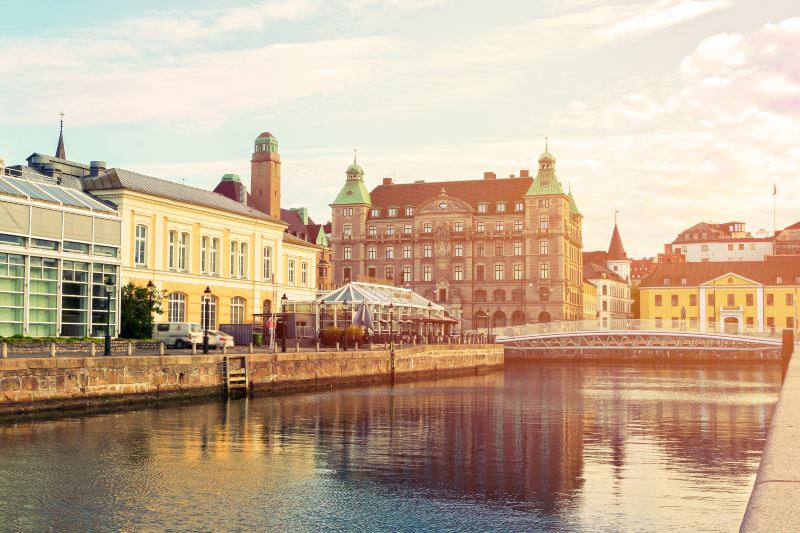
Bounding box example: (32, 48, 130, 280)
(741, 342, 800, 532)
(0, 344, 502, 417)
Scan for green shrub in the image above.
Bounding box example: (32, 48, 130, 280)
(322, 326, 344, 344)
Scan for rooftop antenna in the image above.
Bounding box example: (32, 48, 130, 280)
(353, 148, 357, 165)
(545, 136, 548, 152)
(614, 209, 619, 226)
(59, 112, 64, 133)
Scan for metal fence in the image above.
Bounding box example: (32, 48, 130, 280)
(483, 319, 790, 340)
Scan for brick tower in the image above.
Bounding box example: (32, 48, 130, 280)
(250, 132, 281, 219)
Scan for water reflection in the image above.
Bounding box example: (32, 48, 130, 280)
(0, 363, 779, 532)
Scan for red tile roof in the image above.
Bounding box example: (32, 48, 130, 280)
(369, 177, 533, 215)
(639, 260, 800, 287)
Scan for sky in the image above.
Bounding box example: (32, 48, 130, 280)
(0, 0, 798, 257)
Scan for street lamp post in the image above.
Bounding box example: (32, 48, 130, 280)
(342, 298, 349, 352)
(202, 286, 211, 354)
(388, 302, 394, 351)
(281, 293, 288, 353)
(427, 301, 433, 344)
(104, 276, 114, 356)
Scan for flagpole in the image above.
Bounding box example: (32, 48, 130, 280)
(773, 183, 777, 237)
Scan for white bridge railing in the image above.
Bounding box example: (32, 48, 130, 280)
(486, 319, 787, 340)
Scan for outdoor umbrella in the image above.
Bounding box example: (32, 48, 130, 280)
(353, 302, 376, 332)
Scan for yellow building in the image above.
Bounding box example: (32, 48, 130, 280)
(582, 280, 597, 321)
(83, 167, 319, 328)
(639, 260, 800, 334)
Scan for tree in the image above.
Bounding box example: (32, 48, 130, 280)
(120, 282, 163, 339)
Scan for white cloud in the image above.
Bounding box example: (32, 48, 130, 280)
(605, 0, 732, 38)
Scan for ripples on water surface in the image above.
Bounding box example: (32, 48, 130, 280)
(0, 362, 780, 532)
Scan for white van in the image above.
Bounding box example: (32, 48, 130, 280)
(152, 322, 203, 349)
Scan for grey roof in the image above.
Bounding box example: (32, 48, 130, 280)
(83, 168, 285, 224)
(5, 164, 84, 191)
(26, 153, 90, 170)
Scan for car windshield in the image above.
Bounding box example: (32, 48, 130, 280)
(189, 324, 202, 332)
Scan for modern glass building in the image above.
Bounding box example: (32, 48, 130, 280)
(0, 162, 122, 337)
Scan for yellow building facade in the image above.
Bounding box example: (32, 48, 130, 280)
(582, 280, 597, 321)
(639, 261, 800, 333)
(84, 168, 319, 328)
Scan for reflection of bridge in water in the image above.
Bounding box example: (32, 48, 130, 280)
(495, 320, 782, 358)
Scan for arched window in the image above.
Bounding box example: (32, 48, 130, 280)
(493, 289, 506, 302)
(539, 287, 550, 301)
(134, 225, 148, 266)
(492, 310, 506, 328)
(168, 230, 177, 270)
(263, 245, 273, 280)
(231, 297, 245, 324)
(230, 241, 239, 278)
(201, 295, 217, 330)
(538, 311, 551, 323)
(511, 311, 525, 326)
(168, 292, 186, 322)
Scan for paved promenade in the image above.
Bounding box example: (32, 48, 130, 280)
(741, 343, 800, 532)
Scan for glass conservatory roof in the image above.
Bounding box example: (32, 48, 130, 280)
(316, 282, 444, 311)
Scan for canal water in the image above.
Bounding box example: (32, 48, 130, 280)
(0, 362, 780, 532)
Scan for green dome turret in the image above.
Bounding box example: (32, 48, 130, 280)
(332, 152, 371, 206)
(221, 173, 241, 182)
(526, 141, 566, 197)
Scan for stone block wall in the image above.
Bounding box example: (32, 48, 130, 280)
(0, 345, 504, 416)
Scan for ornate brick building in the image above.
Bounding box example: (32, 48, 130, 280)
(330, 149, 584, 330)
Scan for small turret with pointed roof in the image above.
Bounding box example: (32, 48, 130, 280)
(568, 183, 581, 216)
(606, 213, 631, 282)
(608, 217, 627, 260)
(55, 113, 66, 160)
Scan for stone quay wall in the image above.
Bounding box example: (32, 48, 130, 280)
(740, 342, 800, 532)
(0, 344, 503, 416)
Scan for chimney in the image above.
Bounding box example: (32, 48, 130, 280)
(414, 180, 425, 184)
(520, 169, 530, 178)
(483, 172, 496, 180)
(89, 161, 107, 177)
(239, 184, 248, 204)
(382, 177, 394, 185)
(509, 173, 515, 179)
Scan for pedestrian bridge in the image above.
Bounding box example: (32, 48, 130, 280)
(493, 320, 783, 352)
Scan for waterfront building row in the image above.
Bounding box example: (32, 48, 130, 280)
(0, 128, 321, 337)
(639, 260, 800, 333)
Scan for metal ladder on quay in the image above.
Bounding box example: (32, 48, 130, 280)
(223, 355, 249, 395)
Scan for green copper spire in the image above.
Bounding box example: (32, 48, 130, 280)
(332, 154, 371, 206)
(526, 146, 566, 196)
(568, 190, 581, 215)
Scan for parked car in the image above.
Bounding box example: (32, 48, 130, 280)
(152, 322, 203, 349)
(208, 330, 234, 349)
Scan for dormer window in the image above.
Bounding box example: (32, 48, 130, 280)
(663, 277, 670, 285)
(388, 207, 398, 217)
(514, 201, 524, 212)
(405, 206, 414, 216)
(496, 202, 506, 213)
(477, 203, 488, 213)
(777, 276, 783, 284)
(680, 277, 687, 285)
(370, 208, 380, 217)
